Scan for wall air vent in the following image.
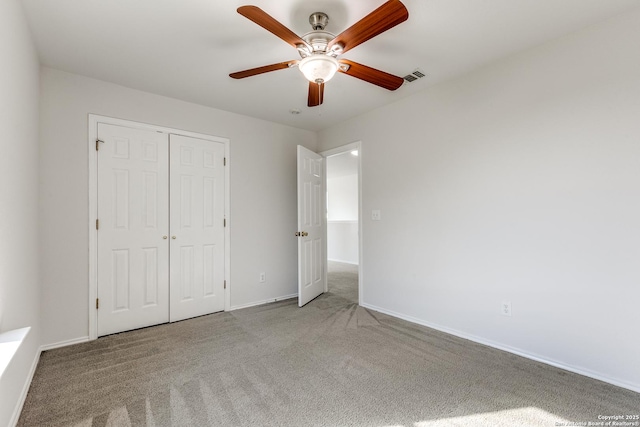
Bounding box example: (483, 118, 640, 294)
(403, 68, 426, 83)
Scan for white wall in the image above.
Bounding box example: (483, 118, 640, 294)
(327, 174, 359, 264)
(328, 175, 358, 220)
(39, 68, 316, 345)
(318, 9, 640, 391)
(327, 222, 358, 265)
(0, 0, 41, 424)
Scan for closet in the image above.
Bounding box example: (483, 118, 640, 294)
(95, 121, 226, 336)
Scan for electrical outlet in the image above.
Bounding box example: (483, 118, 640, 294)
(371, 210, 381, 221)
(501, 301, 512, 316)
(259, 272, 266, 283)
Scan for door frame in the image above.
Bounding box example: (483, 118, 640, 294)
(320, 141, 362, 306)
(88, 115, 230, 340)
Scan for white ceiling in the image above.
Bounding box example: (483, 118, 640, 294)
(21, 0, 639, 132)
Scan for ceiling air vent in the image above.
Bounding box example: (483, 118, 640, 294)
(403, 68, 426, 83)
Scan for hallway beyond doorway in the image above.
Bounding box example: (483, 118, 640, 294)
(327, 261, 358, 304)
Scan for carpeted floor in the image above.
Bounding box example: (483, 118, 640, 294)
(18, 262, 638, 426)
(326, 260, 358, 304)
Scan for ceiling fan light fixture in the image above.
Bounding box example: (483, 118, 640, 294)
(299, 54, 339, 84)
(231, 1, 409, 106)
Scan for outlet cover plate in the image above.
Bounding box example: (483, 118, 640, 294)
(501, 301, 512, 316)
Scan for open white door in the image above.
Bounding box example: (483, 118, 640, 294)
(297, 145, 326, 306)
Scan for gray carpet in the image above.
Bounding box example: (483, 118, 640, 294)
(18, 262, 638, 426)
(326, 261, 358, 304)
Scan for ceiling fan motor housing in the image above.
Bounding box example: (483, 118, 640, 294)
(297, 12, 338, 57)
(301, 30, 336, 56)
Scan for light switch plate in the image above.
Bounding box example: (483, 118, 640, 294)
(371, 210, 381, 221)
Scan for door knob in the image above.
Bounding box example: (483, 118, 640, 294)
(301, 231, 308, 237)
(162, 235, 168, 239)
(172, 236, 176, 239)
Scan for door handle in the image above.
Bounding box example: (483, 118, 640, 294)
(162, 235, 168, 239)
(295, 231, 308, 237)
(172, 236, 177, 239)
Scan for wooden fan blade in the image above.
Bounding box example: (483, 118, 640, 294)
(328, 0, 408, 54)
(308, 82, 324, 107)
(338, 59, 404, 91)
(230, 61, 298, 79)
(238, 6, 310, 50)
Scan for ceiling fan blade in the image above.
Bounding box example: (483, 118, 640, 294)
(308, 82, 324, 107)
(328, 0, 408, 54)
(237, 6, 310, 50)
(230, 61, 298, 79)
(338, 59, 404, 91)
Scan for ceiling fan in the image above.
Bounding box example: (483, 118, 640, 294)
(229, 0, 409, 107)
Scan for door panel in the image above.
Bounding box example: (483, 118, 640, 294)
(297, 145, 326, 306)
(97, 123, 169, 336)
(169, 134, 225, 321)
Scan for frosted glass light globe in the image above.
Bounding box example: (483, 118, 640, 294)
(299, 54, 339, 84)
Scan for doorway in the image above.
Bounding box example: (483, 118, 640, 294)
(323, 142, 361, 305)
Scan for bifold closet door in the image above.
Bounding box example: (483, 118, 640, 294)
(169, 134, 226, 322)
(97, 123, 170, 336)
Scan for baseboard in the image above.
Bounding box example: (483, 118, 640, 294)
(327, 258, 359, 265)
(8, 344, 41, 427)
(361, 302, 640, 394)
(229, 294, 298, 311)
(40, 336, 90, 352)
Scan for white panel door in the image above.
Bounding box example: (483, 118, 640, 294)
(97, 123, 169, 336)
(169, 134, 225, 322)
(297, 145, 326, 306)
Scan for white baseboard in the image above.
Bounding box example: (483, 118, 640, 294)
(8, 344, 40, 427)
(229, 294, 298, 311)
(361, 302, 640, 394)
(40, 336, 90, 352)
(327, 258, 359, 265)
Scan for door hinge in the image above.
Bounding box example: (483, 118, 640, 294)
(96, 219, 99, 230)
(224, 157, 226, 166)
(96, 298, 99, 309)
(95, 139, 104, 151)
(224, 280, 227, 290)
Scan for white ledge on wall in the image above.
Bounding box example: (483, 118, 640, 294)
(0, 326, 30, 380)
